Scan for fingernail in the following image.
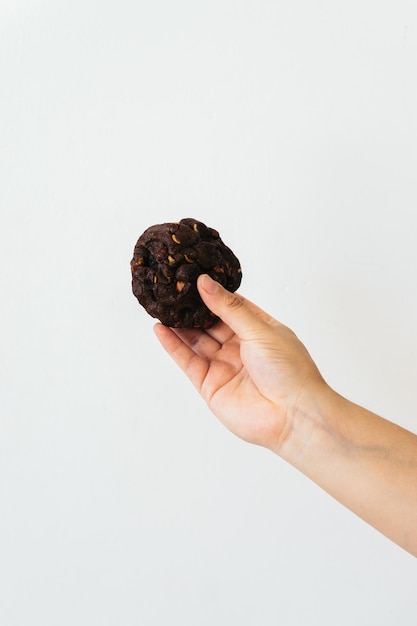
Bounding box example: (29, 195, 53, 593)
(200, 274, 220, 295)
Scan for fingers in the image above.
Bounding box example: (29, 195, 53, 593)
(153, 324, 209, 391)
(172, 326, 222, 359)
(197, 274, 270, 340)
(203, 318, 236, 345)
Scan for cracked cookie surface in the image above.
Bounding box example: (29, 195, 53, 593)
(131, 218, 242, 328)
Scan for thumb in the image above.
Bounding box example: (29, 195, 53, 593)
(197, 274, 265, 340)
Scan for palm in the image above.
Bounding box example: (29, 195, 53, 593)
(154, 318, 289, 448)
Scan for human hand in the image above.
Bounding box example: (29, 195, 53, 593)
(155, 275, 417, 556)
(154, 274, 326, 452)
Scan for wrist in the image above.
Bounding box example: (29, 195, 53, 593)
(269, 380, 340, 461)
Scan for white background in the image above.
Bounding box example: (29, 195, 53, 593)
(1, 1, 417, 624)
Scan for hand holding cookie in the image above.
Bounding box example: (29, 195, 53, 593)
(136, 217, 417, 557)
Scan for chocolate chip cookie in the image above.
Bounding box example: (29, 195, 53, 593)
(131, 218, 242, 328)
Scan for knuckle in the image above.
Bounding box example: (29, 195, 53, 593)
(223, 290, 244, 311)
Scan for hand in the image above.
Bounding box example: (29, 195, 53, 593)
(154, 274, 326, 451)
(154, 274, 417, 555)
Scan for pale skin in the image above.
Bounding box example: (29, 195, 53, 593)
(154, 274, 417, 557)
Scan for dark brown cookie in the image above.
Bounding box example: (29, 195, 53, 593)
(131, 218, 242, 328)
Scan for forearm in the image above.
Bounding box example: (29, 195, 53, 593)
(276, 385, 417, 556)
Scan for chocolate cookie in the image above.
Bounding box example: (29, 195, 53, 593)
(131, 218, 242, 328)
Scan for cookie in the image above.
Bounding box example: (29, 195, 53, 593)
(131, 218, 242, 328)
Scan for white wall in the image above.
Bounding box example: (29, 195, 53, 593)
(1, 1, 417, 624)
